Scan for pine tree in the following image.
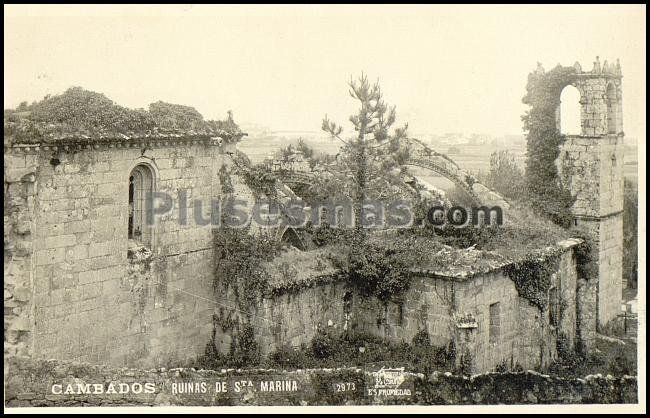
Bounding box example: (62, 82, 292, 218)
(321, 73, 409, 241)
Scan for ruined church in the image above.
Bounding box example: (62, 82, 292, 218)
(4, 58, 624, 373)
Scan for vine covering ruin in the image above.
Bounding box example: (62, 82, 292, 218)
(521, 65, 578, 228)
(503, 253, 562, 311)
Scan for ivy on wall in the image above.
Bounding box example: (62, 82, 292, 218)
(212, 223, 281, 311)
(208, 195, 282, 367)
(197, 323, 261, 369)
(225, 150, 278, 199)
(242, 165, 278, 200)
(502, 253, 561, 311)
(218, 165, 234, 195)
(212, 150, 292, 311)
(570, 228, 598, 282)
(521, 65, 578, 228)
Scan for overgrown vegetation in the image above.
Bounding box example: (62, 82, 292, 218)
(201, 69, 619, 376)
(478, 150, 526, 201)
(548, 335, 637, 378)
(305, 222, 355, 248)
(195, 312, 460, 374)
(195, 323, 262, 369)
(521, 65, 578, 228)
(218, 165, 234, 195)
(227, 149, 279, 199)
(277, 139, 337, 170)
(344, 241, 414, 302)
(213, 221, 283, 311)
(571, 227, 599, 282)
(4, 86, 244, 143)
(264, 328, 457, 375)
(213, 165, 286, 311)
(503, 254, 561, 310)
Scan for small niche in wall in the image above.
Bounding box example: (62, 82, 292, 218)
(343, 291, 353, 316)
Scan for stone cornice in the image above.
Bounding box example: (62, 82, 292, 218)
(3, 135, 242, 154)
(413, 238, 584, 281)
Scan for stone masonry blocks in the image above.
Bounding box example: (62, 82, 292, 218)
(5, 142, 225, 368)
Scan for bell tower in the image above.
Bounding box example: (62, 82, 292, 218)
(557, 57, 625, 328)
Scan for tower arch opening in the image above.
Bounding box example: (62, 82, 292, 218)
(559, 84, 582, 135)
(606, 82, 618, 134)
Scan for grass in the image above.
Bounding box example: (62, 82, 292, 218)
(547, 335, 637, 378)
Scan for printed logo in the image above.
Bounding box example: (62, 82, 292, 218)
(366, 367, 413, 398)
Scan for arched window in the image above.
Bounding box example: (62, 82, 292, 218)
(559, 85, 582, 135)
(606, 83, 618, 134)
(128, 164, 154, 247)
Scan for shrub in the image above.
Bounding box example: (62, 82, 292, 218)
(148, 100, 205, 129)
(547, 337, 637, 378)
(456, 349, 473, 376)
(495, 361, 509, 373)
(556, 332, 574, 359)
(480, 150, 526, 201)
(411, 329, 431, 347)
(264, 330, 456, 373)
(308, 223, 353, 247)
(228, 324, 261, 368)
(346, 241, 412, 302)
(29, 86, 155, 132)
(311, 329, 338, 359)
(267, 344, 313, 369)
(195, 341, 229, 370)
(195, 324, 261, 370)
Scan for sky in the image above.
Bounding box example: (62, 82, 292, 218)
(4, 5, 646, 139)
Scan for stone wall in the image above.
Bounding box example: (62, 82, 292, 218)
(454, 272, 522, 371)
(558, 134, 624, 327)
(4, 139, 234, 368)
(212, 243, 581, 374)
(453, 245, 578, 373)
(571, 75, 622, 137)
(271, 277, 452, 354)
(558, 134, 624, 217)
(555, 63, 625, 331)
(212, 277, 456, 361)
(597, 136, 625, 216)
(4, 356, 638, 406)
(4, 152, 40, 358)
(595, 214, 624, 325)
